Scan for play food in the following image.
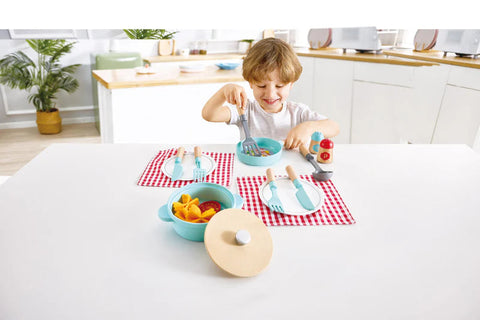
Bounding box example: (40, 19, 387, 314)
(158, 182, 244, 241)
(172, 194, 217, 223)
(198, 200, 221, 213)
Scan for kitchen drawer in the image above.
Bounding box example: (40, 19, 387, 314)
(354, 62, 415, 87)
(447, 66, 480, 91)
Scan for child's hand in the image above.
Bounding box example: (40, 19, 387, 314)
(284, 123, 311, 149)
(223, 84, 247, 110)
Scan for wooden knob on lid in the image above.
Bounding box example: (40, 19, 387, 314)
(204, 209, 273, 277)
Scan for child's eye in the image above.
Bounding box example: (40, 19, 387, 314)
(276, 85, 284, 88)
(257, 85, 266, 88)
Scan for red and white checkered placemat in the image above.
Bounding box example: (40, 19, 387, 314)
(137, 148, 234, 188)
(236, 175, 355, 226)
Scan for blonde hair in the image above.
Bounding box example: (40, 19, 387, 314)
(242, 38, 302, 83)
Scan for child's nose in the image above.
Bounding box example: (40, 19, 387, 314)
(266, 86, 276, 96)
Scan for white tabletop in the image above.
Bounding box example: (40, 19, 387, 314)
(1, 143, 480, 320)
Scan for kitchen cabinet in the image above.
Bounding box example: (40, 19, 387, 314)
(93, 65, 250, 144)
(97, 81, 250, 144)
(294, 56, 438, 144)
(351, 62, 440, 144)
(432, 67, 480, 148)
(351, 81, 412, 143)
(291, 57, 353, 144)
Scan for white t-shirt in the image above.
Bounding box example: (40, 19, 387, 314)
(227, 99, 327, 140)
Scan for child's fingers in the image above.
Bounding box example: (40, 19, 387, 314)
(240, 90, 247, 108)
(284, 137, 293, 149)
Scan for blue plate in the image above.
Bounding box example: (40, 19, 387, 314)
(216, 62, 241, 70)
(236, 137, 282, 166)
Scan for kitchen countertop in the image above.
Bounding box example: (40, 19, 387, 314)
(384, 48, 480, 69)
(93, 49, 439, 90)
(144, 53, 245, 63)
(1, 143, 480, 319)
(295, 48, 438, 66)
(92, 65, 245, 89)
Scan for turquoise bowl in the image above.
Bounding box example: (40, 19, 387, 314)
(215, 62, 241, 70)
(236, 137, 282, 166)
(158, 182, 244, 242)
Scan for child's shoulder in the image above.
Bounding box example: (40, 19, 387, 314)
(285, 100, 310, 110)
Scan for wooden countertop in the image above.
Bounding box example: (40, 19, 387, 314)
(383, 49, 480, 69)
(145, 53, 245, 63)
(92, 65, 245, 89)
(296, 48, 438, 67)
(93, 49, 441, 89)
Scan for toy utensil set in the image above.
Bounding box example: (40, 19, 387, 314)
(171, 146, 208, 182)
(265, 166, 315, 211)
(299, 144, 333, 182)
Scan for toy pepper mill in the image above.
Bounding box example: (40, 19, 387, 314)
(317, 138, 334, 163)
(309, 131, 324, 154)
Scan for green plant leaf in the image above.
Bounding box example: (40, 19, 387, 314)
(123, 29, 178, 40)
(0, 39, 80, 112)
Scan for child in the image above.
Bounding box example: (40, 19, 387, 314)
(202, 38, 339, 149)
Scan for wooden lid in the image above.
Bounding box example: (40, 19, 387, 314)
(204, 209, 273, 277)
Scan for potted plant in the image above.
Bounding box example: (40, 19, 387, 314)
(0, 39, 80, 134)
(123, 29, 178, 56)
(239, 39, 255, 54)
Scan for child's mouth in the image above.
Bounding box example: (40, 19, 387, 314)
(263, 98, 279, 105)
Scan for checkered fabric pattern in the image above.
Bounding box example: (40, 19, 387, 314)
(236, 175, 355, 226)
(137, 148, 234, 188)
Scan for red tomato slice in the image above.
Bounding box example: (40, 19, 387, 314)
(198, 201, 221, 213)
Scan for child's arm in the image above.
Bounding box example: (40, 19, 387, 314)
(284, 119, 340, 149)
(202, 84, 247, 123)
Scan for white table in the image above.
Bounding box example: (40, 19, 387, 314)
(1, 143, 480, 320)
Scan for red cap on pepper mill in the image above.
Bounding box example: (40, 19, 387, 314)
(320, 139, 334, 149)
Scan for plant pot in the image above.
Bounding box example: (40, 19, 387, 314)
(36, 110, 62, 134)
(158, 39, 176, 56)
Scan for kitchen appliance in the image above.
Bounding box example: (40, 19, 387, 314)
(330, 26, 382, 53)
(413, 29, 438, 51)
(308, 28, 332, 49)
(434, 29, 480, 57)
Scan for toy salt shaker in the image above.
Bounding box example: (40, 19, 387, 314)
(317, 138, 334, 163)
(309, 131, 324, 154)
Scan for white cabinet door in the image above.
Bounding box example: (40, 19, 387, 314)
(109, 81, 251, 144)
(407, 64, 449, 144)
(351, 81, 413, 143)
(289, 56, 314, 107)
(312, 59, 354, 143)
(432, 85, 480, 147)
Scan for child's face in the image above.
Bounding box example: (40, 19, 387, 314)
(249, 69, 292, 113)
